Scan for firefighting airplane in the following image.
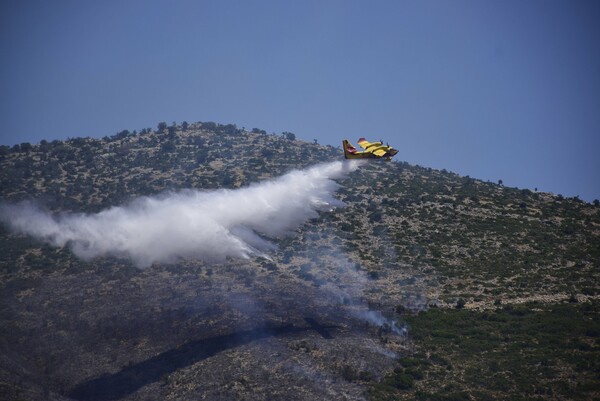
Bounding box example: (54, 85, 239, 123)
(342, 138, 398, 160)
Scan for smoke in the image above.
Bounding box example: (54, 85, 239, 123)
(293, 235, 409, 339)
(353, 309, 408, 336)
(0, 161, 361, 268)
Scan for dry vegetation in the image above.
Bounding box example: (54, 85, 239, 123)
(1, 122, 598, 400)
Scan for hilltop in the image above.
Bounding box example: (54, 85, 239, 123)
(1, 122, 598, 401)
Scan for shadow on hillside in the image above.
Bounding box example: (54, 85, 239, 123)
(68, 318, 338, 401)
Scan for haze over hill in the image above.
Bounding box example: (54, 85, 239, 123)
(0, 122, 598, 401)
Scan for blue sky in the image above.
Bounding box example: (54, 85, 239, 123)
(1, 0, 599, 201)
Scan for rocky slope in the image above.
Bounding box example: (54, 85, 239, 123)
(1, 122, 598, 400)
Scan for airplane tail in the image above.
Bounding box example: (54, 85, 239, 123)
(342, 139, 357, 159)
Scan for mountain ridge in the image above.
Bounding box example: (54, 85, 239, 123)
(1, 121, 598, 400)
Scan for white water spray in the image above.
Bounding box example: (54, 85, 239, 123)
(0, 161, 361, 268)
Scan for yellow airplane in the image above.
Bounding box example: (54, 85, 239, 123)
(342, 138, 399, 160)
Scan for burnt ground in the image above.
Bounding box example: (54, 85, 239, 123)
(0, 253, 411, 401)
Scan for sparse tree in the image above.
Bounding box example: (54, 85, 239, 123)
(202, 121, 217, 131)
(219, 124, 238, 136)
(161, 141, 176, 153)
(20, 142, 32, 153)
(116, 130, 129, 139)
(157, 122, 168, 133)
(39, 140, 50, 152)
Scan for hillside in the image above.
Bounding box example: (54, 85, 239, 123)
(1, 122, 598, 401)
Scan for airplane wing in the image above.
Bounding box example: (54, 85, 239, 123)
(357, 138, 387, 157)
(357, 138, 373, 150)
(369, 148, 388, 157)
